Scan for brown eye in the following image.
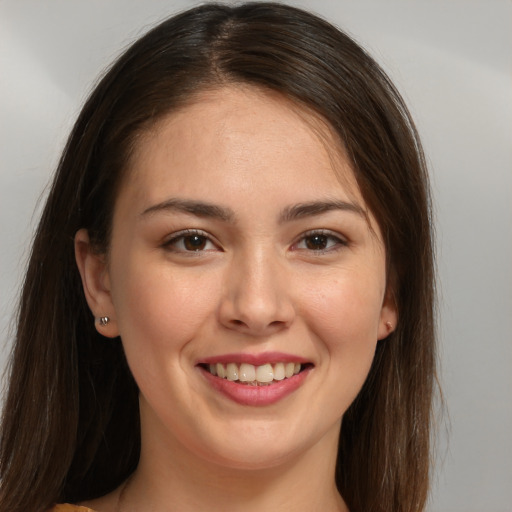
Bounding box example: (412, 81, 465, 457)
(163, 230, 217, 253)
(294, 231, 347, 253)
(183, 235, 208, 251)
(304, 234, 329, 251)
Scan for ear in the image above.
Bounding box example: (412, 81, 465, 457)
(75, 229, 119, 338)
(377, 286, 398, 341)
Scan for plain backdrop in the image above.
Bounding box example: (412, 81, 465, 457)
(1, 1, 511, 511)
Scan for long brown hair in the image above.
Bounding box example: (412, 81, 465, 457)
(0, 3, 436, 511)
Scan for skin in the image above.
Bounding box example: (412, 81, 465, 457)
(75, 85, 396, 512)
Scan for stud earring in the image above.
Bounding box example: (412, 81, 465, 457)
(99, 316, 110, 326)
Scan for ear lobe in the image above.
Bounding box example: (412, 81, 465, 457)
(377, 288, 398, 341)
(74, 229, 119, 338)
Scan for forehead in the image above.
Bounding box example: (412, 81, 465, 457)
(121, 85, 363, 207)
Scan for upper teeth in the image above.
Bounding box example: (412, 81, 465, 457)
(208, 362, 301, 384)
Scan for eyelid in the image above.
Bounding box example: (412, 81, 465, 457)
(291, 229, 348, 252)
(162, 228, 221, 252)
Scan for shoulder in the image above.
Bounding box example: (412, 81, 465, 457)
(49, 505, 96, 512)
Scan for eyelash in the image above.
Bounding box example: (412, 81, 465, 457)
(162, 229, 219, 253)
(162, 229, 347, 254)
(292, 230, 348, 254)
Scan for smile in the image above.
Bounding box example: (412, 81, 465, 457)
(198, 356, 313, 406)
(205, 362, 302, 386)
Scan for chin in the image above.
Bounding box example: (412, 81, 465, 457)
(193, 420, 333, 472)
(203, 444, 300, 471)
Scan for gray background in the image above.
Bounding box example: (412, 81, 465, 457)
(1, 1, 511, 511)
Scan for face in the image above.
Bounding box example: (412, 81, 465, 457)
(77, 86, 396, 471)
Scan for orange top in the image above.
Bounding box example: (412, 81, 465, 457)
(50, 506, 95, 512)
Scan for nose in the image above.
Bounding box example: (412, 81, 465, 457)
(218, 249, 295, 336)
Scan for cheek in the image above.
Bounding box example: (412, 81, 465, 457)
(304, 268, 385, 343)
(110, 259, 220, 360)
(301, 264, 385, 397)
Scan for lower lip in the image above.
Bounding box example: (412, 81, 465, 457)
(199, 367, 311, 406)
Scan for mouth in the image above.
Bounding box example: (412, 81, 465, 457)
(199, 361, 311, 386)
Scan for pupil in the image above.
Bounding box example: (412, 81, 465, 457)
(306, 235, 327, 250)
(184, 235, 206, 251)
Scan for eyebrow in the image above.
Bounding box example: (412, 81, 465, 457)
(140, 197, 366, 223)
(140, 198, 235, 222)
(278, 199, 366, 223)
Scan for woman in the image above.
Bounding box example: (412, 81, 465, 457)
(0, 3, 436, 512)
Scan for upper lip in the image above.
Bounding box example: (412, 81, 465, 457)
(197, 352, 311, 366)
